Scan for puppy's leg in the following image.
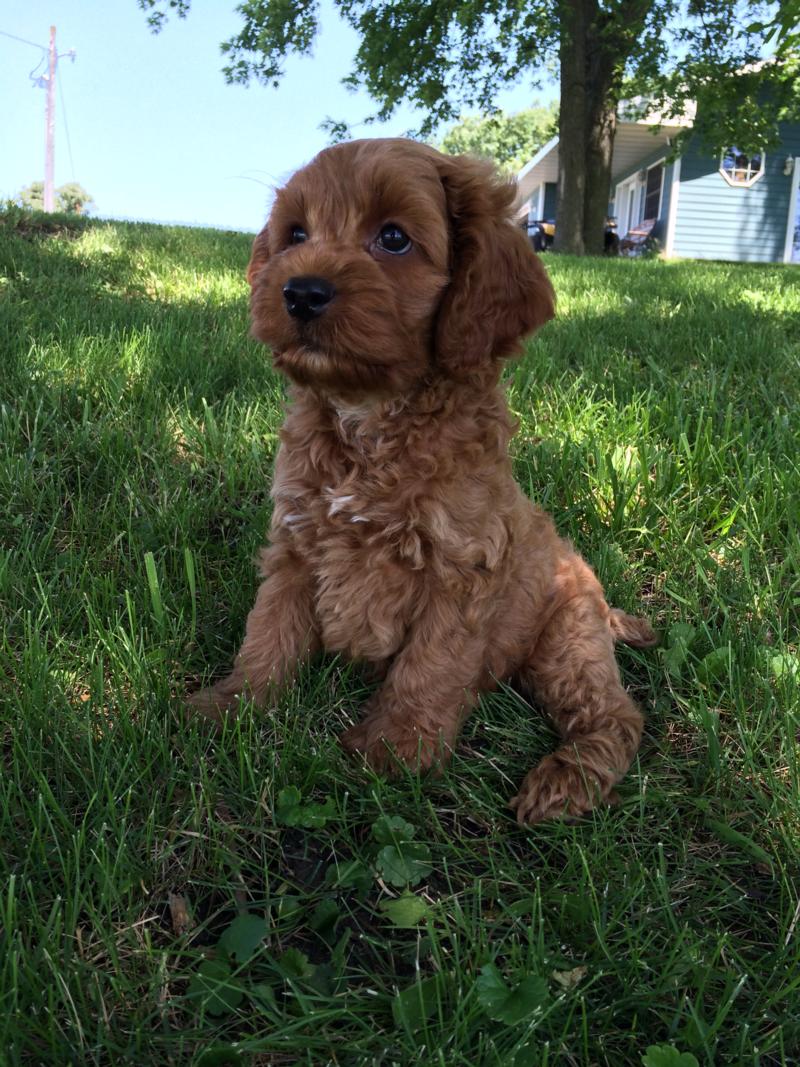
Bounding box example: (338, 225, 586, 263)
(341, 609, 483, 774)
(510, 592, 645, 823)
(188, 545, 319, 724)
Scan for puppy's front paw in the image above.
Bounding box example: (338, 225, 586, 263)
(185, 681, 246, 727)
(341, 714, 450, 776)
(509, 756, 616, 824)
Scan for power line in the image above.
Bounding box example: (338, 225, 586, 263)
(0, 28, 46, 51)
(0, 27, 48, 81)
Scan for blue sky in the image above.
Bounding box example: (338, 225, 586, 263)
(1, 2, 554, 232)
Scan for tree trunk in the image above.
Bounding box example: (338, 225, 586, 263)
(555, 0, 590, 255)
(554, 1, 652, 255)
(582, 34, 619, 255)
(583, 99, 616, 254)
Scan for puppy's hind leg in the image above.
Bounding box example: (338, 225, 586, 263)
(510, 591, 647, 823)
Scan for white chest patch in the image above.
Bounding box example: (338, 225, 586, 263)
(327, 494, 354, 516)
(325, 487, 370, 525)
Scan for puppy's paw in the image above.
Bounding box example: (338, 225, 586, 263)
(341, 715, 450, 776)
(185, 682, 245, 727)
(509, 756, 616, 824)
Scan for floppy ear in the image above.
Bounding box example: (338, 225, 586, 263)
(434, 155, 555, 377)
(247, 225, 270, 288)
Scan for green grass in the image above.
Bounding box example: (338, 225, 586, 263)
(1, 207, 798, 1066)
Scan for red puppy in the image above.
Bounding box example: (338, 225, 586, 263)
(190, 138, 657, 822)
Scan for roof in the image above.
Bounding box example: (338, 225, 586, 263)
(515, 107, 695, 211)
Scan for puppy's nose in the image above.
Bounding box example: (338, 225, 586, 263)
(282, 276, 336, 321)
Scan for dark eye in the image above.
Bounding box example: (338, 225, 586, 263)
(377, 224, 411, 255)
(290, 225, 308, 244)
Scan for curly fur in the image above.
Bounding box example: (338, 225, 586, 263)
(189, 138, 657, 822)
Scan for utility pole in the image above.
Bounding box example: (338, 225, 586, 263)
(44, 25, 57, 212)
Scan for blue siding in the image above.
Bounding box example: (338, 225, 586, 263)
(673, 122, 800, 262)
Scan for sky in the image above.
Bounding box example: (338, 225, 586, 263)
(0, 1, 554, 233)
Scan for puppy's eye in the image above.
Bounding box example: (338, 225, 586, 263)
(377, 224, 411, 255)
(290, 225, 308, 244)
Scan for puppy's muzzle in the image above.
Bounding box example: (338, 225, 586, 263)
(283, 276, 336, 322)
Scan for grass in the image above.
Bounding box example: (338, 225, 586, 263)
(1, 206, 798, 1066)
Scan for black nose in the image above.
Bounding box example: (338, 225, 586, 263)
(283, 276, 336, 321)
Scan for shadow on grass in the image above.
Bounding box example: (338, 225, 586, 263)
(4, 216, 799, 417)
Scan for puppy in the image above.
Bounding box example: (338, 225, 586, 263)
(190, 138, 657, 822)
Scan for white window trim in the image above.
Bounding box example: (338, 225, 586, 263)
(615, 174, 641, 236)
(719, 148, 765, 188)
(664, 155, 682, 257)
(525, 185, 546, 230)
(783, 157, 800, 263)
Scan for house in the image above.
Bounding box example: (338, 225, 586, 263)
(516, 102, 800, 263)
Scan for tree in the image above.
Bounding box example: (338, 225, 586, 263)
(55, 183, 95, 215)
(17, 181, 45, 211)
(138, 0, 795, 255)
(437, 104, 558, 175)
(17, 181, 94, 214)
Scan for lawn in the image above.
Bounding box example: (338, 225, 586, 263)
(1, 208, 798, 1066)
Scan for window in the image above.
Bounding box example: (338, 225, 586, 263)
(616, 160, 664, 237)
(720, 147, 765, 187)
(643, 163, 663, 220)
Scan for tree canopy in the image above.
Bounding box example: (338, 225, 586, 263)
(138, 1, 798, 253)
(17, 182, 95, 215)
(437, 104, 558, 176)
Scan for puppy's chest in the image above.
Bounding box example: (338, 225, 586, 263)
(278, 470, 427, 568)
(271, 440, 431, 656)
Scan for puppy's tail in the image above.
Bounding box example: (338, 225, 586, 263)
(609, 608, 659, 648)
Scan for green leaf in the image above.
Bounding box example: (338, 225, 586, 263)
(474, 963, 509, 1016)
(310, 897, 341, 937)
(372, 814, 416, 844)
(475, 964, 549, 1024)
(696, 644, 733, 684)
(277, 947, 316, 980)
(276, 785, 302, 810)
(186, 959, 244, 1016)
(326, 859, 373, 893)
(392, 974, 445, 1030)
(379, 891, 431, 928)
(249, 983, 279, 1015)
(662, 622, 696, 678)
(769, 652, 799, 681)
(274, 894, 302, 924)
(306, 961, 335, 997)
(217, 913, 268, 964)
(275, 787, 336, 828)
(642, 1045, 700, 1067)
(376, 842, 433, 887)
(195, 1045, 244, 1067)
